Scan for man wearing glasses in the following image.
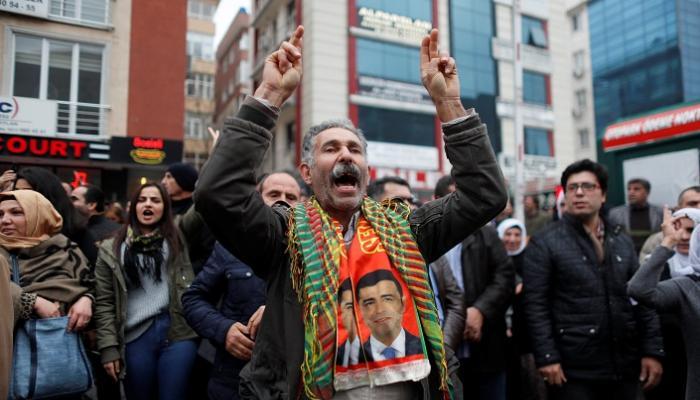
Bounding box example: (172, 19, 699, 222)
(522, 159, 664, 400)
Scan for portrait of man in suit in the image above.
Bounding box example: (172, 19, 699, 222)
(356, 269, 422, 361)
(336, 278, 360, 367)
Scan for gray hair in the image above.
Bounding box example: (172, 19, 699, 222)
(301, 118, 368, 166)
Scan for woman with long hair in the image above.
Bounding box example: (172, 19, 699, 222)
(13, 167, 97, 264)
(94, 182, 197, 400)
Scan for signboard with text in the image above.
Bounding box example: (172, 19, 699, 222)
(357, 75, 433, 106)
(354, 7, 431, 45)
(0, 0, 49, 18)
(0, 96, 57, 136)
(0, 133, 110, 161)
(603, 102, 700, 151)
(110, 137, 183, 166)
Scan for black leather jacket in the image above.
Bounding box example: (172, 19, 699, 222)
(522, 214, 664, 381)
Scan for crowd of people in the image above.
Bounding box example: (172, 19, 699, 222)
(2, 24, 700, 400)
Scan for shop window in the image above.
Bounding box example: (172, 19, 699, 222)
(523, 70, 549, 105)
(12, 33, 106, 136)
(524, 127, 552, 156)
(522, 15, 548, 48)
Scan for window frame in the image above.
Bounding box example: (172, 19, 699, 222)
(48, 0, 111, 28)
(8, 29, 109, 137)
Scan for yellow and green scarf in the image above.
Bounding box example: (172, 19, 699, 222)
(288, 197, 453, 399)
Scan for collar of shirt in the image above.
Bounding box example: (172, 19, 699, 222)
(370, 329, 406, 361)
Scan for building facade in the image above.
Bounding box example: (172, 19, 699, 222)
(590, 0, 700, 204)
(213, 9, 250, 131)
(0, 0, 187, 200)
(184, 0, 219, 170)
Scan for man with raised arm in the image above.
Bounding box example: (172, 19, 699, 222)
(195, 26, 507, 399)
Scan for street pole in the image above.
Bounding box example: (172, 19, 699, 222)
(512, 0, 525, 222)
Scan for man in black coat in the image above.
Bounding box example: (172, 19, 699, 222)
(523, 159, 664, 400)
(433, 175, 515, 400)
(71, 184, 120, 242)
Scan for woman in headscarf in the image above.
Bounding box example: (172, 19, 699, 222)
(94, 182, 197, 400)
(13, 167, 97, 264)
(628, 207, 700, 400)
(0, 190, 94, 330)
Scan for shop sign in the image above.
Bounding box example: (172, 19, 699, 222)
(603, 102, 700, 151)
(0, 96, 57, 136)
(110, 136, 183, 166)
(0, 0, 49, 18)
(357, 75, 432, 106)
(355, 7, 431, 45)
(0, 133, 109, 160)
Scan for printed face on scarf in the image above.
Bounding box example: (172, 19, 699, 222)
(300, 128, 369, 216)
(136, 186, 164, 231)
(358, 279, 405, 346)
(675, 217, 694, 255)
(339, 288, 357, 342)
(0, 199, 27, 237)
(503, 226, 523, 253)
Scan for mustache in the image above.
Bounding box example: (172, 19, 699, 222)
(331, 163, 361, 181)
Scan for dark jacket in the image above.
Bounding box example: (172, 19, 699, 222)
(430, 259, 466, 352)
(176, 204, 216, 275)
(94, 236, 197, 374)
(522, 214, 664, 381)
(194, 97, 508, 399)
(181, 242, 267, 398)
(457, 225, 514, 372)
(87, 214, 121, 243)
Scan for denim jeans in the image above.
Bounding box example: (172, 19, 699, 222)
(124, 313, 197, 400)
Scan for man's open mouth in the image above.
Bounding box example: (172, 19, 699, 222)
(332, 164, 361, 191)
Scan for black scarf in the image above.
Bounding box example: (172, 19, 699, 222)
(123, 227, 165, 287)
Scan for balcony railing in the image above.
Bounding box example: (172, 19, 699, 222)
(56, 101, 109, 136)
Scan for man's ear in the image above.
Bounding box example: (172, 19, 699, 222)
(87, 202, 97, 213)
(299, 163, 312, 185)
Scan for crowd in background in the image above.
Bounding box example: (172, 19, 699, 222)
(1, 158, 699, 400)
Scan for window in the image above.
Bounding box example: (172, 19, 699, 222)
(575, 89, 586, 113)
(187, 32, 214, 61)
(523, 70, 549, 105)
(356, 38, 420, 84)
(185, 113, 207, 138)
(50, 0, 110, 26)
(573, 50, 585, 78)
(578, 129, 590, 149)
(188, 0, 216, 20)
(185, 73, 214, 99)
(12, 33, 105, 135)
(358, 106, 435, 147)
(522, 15, 548, 48)
(524, 127, 552, 156)
(571, 11, 581, 32)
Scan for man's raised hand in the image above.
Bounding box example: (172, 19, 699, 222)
(254, 25, 304, 108)
(420, 29, 466, 122)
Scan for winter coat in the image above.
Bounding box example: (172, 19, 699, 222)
(182, 242, 267, 399)
(523, 214, 664, 381)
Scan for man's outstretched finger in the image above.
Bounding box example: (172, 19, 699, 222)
(429, 29, 439, 58)
(289, 25, 304, 47)
(420, 36, 431, 65)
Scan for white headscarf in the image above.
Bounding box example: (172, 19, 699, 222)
(497, 218, 527, 256)
(668, 208, 700, 277)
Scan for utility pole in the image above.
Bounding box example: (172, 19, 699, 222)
(512, 0, 525, 222)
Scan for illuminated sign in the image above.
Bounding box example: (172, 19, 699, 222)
(603, 102, 700, 151)
(353, 7, 432, 46)
(71, 170, 89, 188)
(0, 133, 110, 161)
(0, 96, 57, 136)
(0, 0, 49, 18)
(110, 137, 183, 166)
